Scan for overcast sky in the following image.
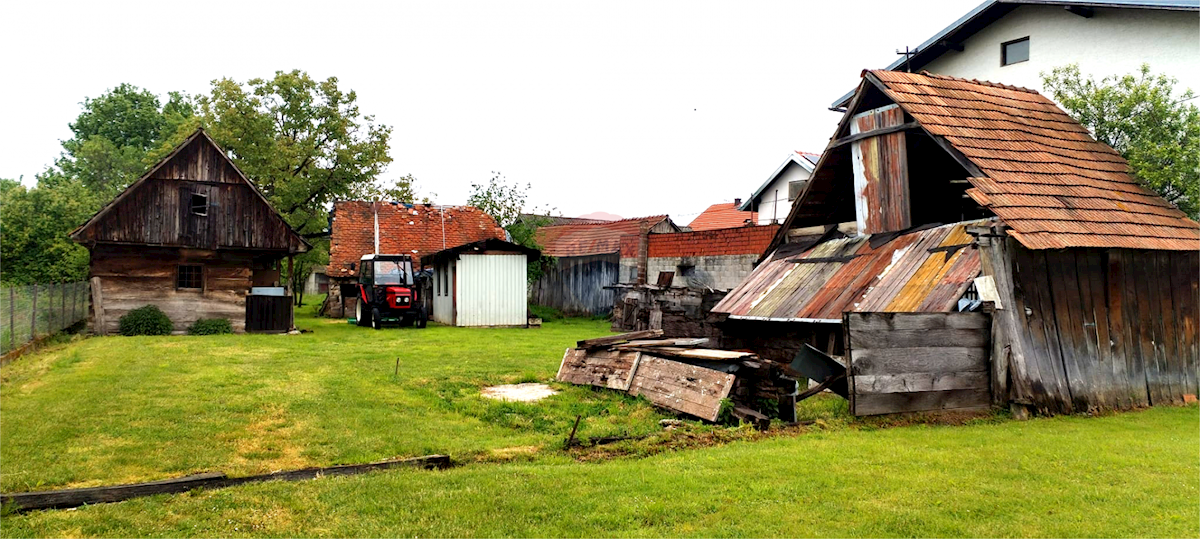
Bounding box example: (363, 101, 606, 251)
(2, 0, 979, 224)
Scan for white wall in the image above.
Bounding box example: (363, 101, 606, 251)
(753, 163, 812, 225)
(922, 6, 1200, 96)
(455, 254, 528, 327)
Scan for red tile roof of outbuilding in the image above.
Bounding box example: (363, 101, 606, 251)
(328, 201, 506, 277)
(868, 69, 1199, 251)
(536, 216, 674, 257)
(687, 203, 758, 231)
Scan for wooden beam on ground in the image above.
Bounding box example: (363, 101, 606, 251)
(1, 455, 451, 512)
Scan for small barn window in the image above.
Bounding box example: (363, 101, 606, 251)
(1001, 37, 1029, 66)
(177, 265, 202, 289)
(190, 193, 208, 216)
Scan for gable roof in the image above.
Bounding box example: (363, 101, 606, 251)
(328, 201, 506, 277)
(419, 238, 541, 267)
(70, 128, 309, 253)
(830, 0, 1199, 109)
(778, 70, 1198, 252)
(740, 151, 821, 211)
(687, 203, 758, 231)
(535, 215, 678, 257)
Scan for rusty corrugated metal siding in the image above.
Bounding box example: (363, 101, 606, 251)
(851, 105, 910, 234)
(712, 220, 989, 320)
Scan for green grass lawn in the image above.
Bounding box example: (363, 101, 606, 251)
(2, 300, 1197, 537)
(2, 406, 1195, 537)
(0, 300, 669, 492)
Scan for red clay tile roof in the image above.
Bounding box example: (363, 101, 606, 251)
(619, 225, 780, 258)
(536, 216, 673, 257)
(869, 69, 1199, 251)
(687, 203, 758, 231)
(328, 201, 506, 277)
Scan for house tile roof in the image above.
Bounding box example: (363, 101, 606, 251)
(687, 203, 758, 231)
(713, 220, 987, 321)
(618, 225, 780, 258)
(328, 201, 506, 277)
(869, 69, 1199, 251)
(536, 216, 674, 257)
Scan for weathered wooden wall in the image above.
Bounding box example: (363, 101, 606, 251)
(89, 245, 270, 335)
(530, 254, 619, 315)
(846, 312, 991, 416)
(850, 104, 911, 235)
(978, 233, 1199, 414)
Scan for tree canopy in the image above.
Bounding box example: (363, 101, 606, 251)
(467, 172, 556, 283)
(1042, 64, 1199, 219)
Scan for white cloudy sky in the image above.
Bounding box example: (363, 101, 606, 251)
(2, 0, 978, 224)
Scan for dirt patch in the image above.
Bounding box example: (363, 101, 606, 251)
(481, 383, 558, 403)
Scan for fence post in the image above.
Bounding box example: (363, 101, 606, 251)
(30, 284, 38, 339)
(60, 282, 66, 332)
(8, 287, 14, 351)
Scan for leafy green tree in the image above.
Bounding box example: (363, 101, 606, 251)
(0, 177, 99, 284)
(1042, 64, 1199, 219)
(467, 172, 557, 283)
(197, 70, 398, 237)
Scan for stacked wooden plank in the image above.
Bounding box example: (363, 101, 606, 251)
(556, 331, 793, 423)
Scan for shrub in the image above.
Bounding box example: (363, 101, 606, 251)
(118, 305, 174, 336)
(187, 318, 233, 335)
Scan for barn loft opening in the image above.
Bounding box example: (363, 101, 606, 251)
(190, 194, 208, 216)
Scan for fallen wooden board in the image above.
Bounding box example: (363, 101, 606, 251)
(0, 455, 451, 512)
(556, 348, 641, 390)
(576, 329, 663, 349)
(622, 347, 756, 361)
(627, 356, 735, 421)
(615, 338, 710, 349)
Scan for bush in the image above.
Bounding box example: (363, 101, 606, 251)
(118, 305, 174, 336)
(187, 318, 233, 335)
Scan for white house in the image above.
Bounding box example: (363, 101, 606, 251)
(420, 239, 540, 327)
(830, 0, 1200, 110)
(740, 151, 820, 225)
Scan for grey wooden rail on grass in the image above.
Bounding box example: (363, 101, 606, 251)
(1, 454, 451, 512)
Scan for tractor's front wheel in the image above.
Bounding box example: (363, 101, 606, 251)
(371, 307, 383, 330)
(355, 299, 368, 327)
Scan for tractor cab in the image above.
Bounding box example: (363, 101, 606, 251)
(354, 254, 427, 329)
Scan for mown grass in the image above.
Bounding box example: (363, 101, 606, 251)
(2, 405, 1195, 537)
(0, 298, 670, 492)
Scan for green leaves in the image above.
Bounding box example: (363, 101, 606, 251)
(1042, 64, 1199, 219)
(467, 173, 557, 283)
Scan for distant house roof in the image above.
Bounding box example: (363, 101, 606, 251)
(713, 220, 987, 322)
(687, 203, 758, 231)
(830, 0, 1200, 109)
(518, 214, 612, 226)
(783, 69, 1199, 252)
(740, 151, 821, 211)
(536, 216, 679, 257)
(419, 238, 540, 267)
(328, 201, 506, 277)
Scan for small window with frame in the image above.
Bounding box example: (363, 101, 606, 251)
(1001, 37, 1029, 66)
(177, 265, 202, 289)
(190, 193, 208, 216)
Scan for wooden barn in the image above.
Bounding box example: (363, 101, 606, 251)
(420, 238, 541, 327)
(713, 70, 1199, 416)
(70, 128, 310, 334)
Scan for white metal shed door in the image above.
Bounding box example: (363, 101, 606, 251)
(456, 254, 526, 326)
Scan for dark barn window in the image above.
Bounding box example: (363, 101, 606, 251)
(1001, 37, 1030, 66)
(190, 193, 208, 216)
(177, 265, 203, 289)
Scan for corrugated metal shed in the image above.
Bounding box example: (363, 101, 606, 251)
(712, 220, 987, 321)
(456, 254, 528, 327)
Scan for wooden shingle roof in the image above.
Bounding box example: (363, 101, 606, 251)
(869, 70, 1199, 251)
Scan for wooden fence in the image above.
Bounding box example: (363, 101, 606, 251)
(0, 281, 90, 355)
(845, 312, 991, 416)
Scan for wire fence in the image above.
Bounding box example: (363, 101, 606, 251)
(0, 281, 90, 355)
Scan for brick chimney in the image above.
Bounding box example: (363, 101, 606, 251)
(734, 198, 742, 207)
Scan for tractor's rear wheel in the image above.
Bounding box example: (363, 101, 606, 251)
(371, 307, 383, 330)
(355, 299, 368, 327)
(415, 306, 428, 329)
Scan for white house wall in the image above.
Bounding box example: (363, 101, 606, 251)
(456, 254, 528, 327)
(755, 164, 812, 226)
(921, 5, 1200, 96)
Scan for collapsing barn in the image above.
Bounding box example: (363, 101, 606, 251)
(714, 70, 1198, 416)
(70, 128, 310, 334)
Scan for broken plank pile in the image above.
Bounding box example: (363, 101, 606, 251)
(556, 330, 796, 425)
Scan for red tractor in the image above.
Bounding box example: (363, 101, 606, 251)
(353, 254, 428, 329)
